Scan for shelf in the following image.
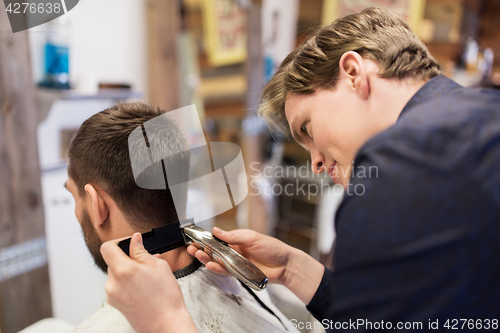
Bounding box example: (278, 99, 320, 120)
(35, 88, 144, 125)
(36, 87, 143, 101)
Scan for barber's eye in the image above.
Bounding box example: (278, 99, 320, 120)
(301, 123, 311, 138)
(301, 123, 308, 134)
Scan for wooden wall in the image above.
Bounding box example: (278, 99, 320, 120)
(0, 6, 52, 333)
(146, 0, 182, 110)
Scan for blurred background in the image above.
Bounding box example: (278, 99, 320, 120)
(1, 0, 499, 332)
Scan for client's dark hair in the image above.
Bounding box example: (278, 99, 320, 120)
(67, 102, 190, 231)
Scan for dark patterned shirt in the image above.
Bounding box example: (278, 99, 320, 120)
(306, 76, 500, 331)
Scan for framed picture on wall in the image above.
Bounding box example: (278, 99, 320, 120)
(202, 0, 247, 67)
(322, 0, 426, 34)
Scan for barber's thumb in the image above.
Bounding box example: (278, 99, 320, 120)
(213, 227, 251, 245)
(212, 226, 228, 239)
(129, 233, 152, 262)
(212, 226, 240, 244)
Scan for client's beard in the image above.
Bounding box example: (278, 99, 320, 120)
(81, 209, 108, 273)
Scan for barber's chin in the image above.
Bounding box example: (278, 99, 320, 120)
(337, 177, 349, 190)
(329, 174, 347, 189)
(335, 172, 351, 190)
(329, 164, 350, 189)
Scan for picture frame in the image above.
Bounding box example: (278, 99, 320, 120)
(202, 0, 247, 67)
(321, 0, 426, 34)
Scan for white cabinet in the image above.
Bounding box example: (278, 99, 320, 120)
(38, 98, 117, 326)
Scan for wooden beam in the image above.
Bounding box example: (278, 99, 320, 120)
(243, 0, 268, 234)
(146, 0, 181, 111)
(0, 5, 52, 333)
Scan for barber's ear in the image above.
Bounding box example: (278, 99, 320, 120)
(338, 51, 370, 100)
(84, 184, 109, 229)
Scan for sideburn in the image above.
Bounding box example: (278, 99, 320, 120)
(80, 208, 108, 273)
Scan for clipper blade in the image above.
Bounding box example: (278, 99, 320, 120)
(179, 218, 195, 228)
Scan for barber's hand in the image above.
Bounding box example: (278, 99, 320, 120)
(188, 227, 325, 304)
(101, 233, 198, 333)
(187, 227, 294, 285)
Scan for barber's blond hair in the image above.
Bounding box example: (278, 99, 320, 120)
(259, 7, 442, 133)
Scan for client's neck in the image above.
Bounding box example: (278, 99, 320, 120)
(160, 246, 196, 272)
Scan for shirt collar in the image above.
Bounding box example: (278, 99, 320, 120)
(173, 259, 201, 279)
(398, 75, 461, 121)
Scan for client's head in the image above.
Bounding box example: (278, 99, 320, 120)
(66, 102, 190, 272)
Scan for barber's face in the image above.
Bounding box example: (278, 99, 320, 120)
(65, 177, 107, 273)
(285, 88, 376, 188)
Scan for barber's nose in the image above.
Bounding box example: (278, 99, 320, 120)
(310, 149, 325, 175)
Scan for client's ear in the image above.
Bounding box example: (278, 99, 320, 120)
(84, 184, 109, 229)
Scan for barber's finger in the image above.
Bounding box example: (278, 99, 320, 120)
(212, 227, 259, 246)
(100, 234, 134, 265)
(187, 247, 229, 275)
(193, 249, 213, 265)
(187, 245, 230, 275)
(205, 261, 231, 275)
(101, 239, 131, 267)
(129, 233, 161, 265)
(105, 268, 119, 308)
(187, 244, 199, 257)
(187, 244, 214, 261)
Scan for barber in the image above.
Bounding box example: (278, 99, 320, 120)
(101, 7, 500, 333)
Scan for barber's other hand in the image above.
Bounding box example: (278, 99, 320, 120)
(187, 227, 293, 285)
(188, 227, 325, 304)
(101, 233, 198, 333)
